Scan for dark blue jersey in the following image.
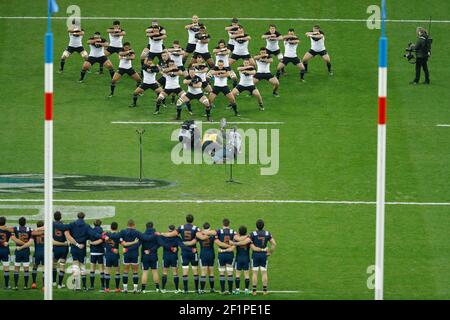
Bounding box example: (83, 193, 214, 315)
(118, 228, 142, 253)
(104, 231, 121, 256)
(67, 219, 100, 245)
(89, 226, 104, 253)
(32, 232, 45, 254)
(140, 228, 160, 255)
(0, 227, 12, 248)
(177, 223, 200, 252)
(160, 235, 183, 255)
(198, 233, 215, 254)
(53, 221, 69, 243)
(235, 236, 251, 259)
(13, 226, 33, 254)
(215, 228, 236, 247)
(250, 230, 272, 249)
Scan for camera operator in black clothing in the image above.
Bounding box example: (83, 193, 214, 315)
(410, 27, 431, 85)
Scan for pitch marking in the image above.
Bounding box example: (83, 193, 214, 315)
(0, 199, 449, 206)
(1, 17, 450, 23)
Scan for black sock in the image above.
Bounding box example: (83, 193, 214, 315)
(183, 275, 188, 292)
(176, 107, 182, 119)
(99, 63, 104, 72)
(171, 95, 176, 104)
(155, 282, 160, 290)
(281, 67, 286, 73)
(200, 276, 206, 290)
(141, 59, 145, 68)
(81, 274, 86, 288)
(231, 103, 238, 113)
(186, 101, 192, 112)
(90, 271, 95, 287)
(132, 94, 138, 106)
(232, 79, 238, 87)
(110, 83, 116, 95)
(80, 70, 87, 81)
(100, 272, 105, 289)
(105, 274, 110, 289)
(136, 81, 141, 88)
(276, 70, 281, 79)
(24, 271, 29, 287)
(141, 283, 146, 291)
(219, 275, 225, 292)
(32, 269, 37, 283)
(205, 108, 211, 118)
(52, 269, 57, 283)
(58, 271, 65, 286)
(209, 276, 215, 290)
(245, 278, 250, 289)
(115, 274, 120, 288)
(109, 69, 115, 78)
(304, 62, 308, 72)
(327, 62, 332, 72)
(14, 272, 19, 287)
(300, 70, 305, 79)
(228, 278, 233, 293)
(174, 275, 179, 290)
(60, 60, 65, 71)
(156, 99, 161, 111)
(252, 285, 257, 293)
(4, 273, 10, 287)
(162, 275, 168, 289)
(132, 273, 139, 285)
(235, 277, 240, 290)
(263, 285, 267, 293)
(122, 275, 128, 285)
(194, 275, 199, 292)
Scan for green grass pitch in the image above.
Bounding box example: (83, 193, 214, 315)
(0, 0, 449, 300)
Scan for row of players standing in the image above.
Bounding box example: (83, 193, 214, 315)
(0, 213, 276, 295)
(59, 16, 333, 121)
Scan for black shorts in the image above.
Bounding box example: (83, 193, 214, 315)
(236, 85, 256, 94)
(148, 51, 163, 61)
(308, 49, 328, 57)
(227, 44, 235, 51)
(201, 81, 210, 89)
(186, 43, 196, 53)
(282, 56, 301, 65)
(87, 56, 107, 65)
(186, 92, 204, 101)
(164, 87, 183, 95)
(193, 52, 212, 61)
(266, 48, 281, 56)
(67, 46, 85, 54)
(140, 82, 159, 91)
(106, 46, 123, 54)
(231, 53, 251, 61)
(212, 86, 231, 95)
(255, 72, 274, 81)
(118, 68, 137, 76)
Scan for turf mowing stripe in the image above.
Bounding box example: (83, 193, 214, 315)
(0, 199, 449, 206)
(1, 17, 450, 23)
(111, 121, 285, 125)
(436, 124, 450, 127)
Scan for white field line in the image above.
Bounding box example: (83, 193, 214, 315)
(1, 16, 450, 23)
(136, 290, 301, 294)
(111, 121, 285, 125)
(436, 124, 450, 127)
(0, 199, 449, 206)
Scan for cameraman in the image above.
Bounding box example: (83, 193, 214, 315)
(410, 27, 431, 85)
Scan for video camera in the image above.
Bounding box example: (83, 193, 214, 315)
(403, 42, 416, 63)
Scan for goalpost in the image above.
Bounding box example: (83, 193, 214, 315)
(375, 0, 388, 301)
(44, 0, 59, 301)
